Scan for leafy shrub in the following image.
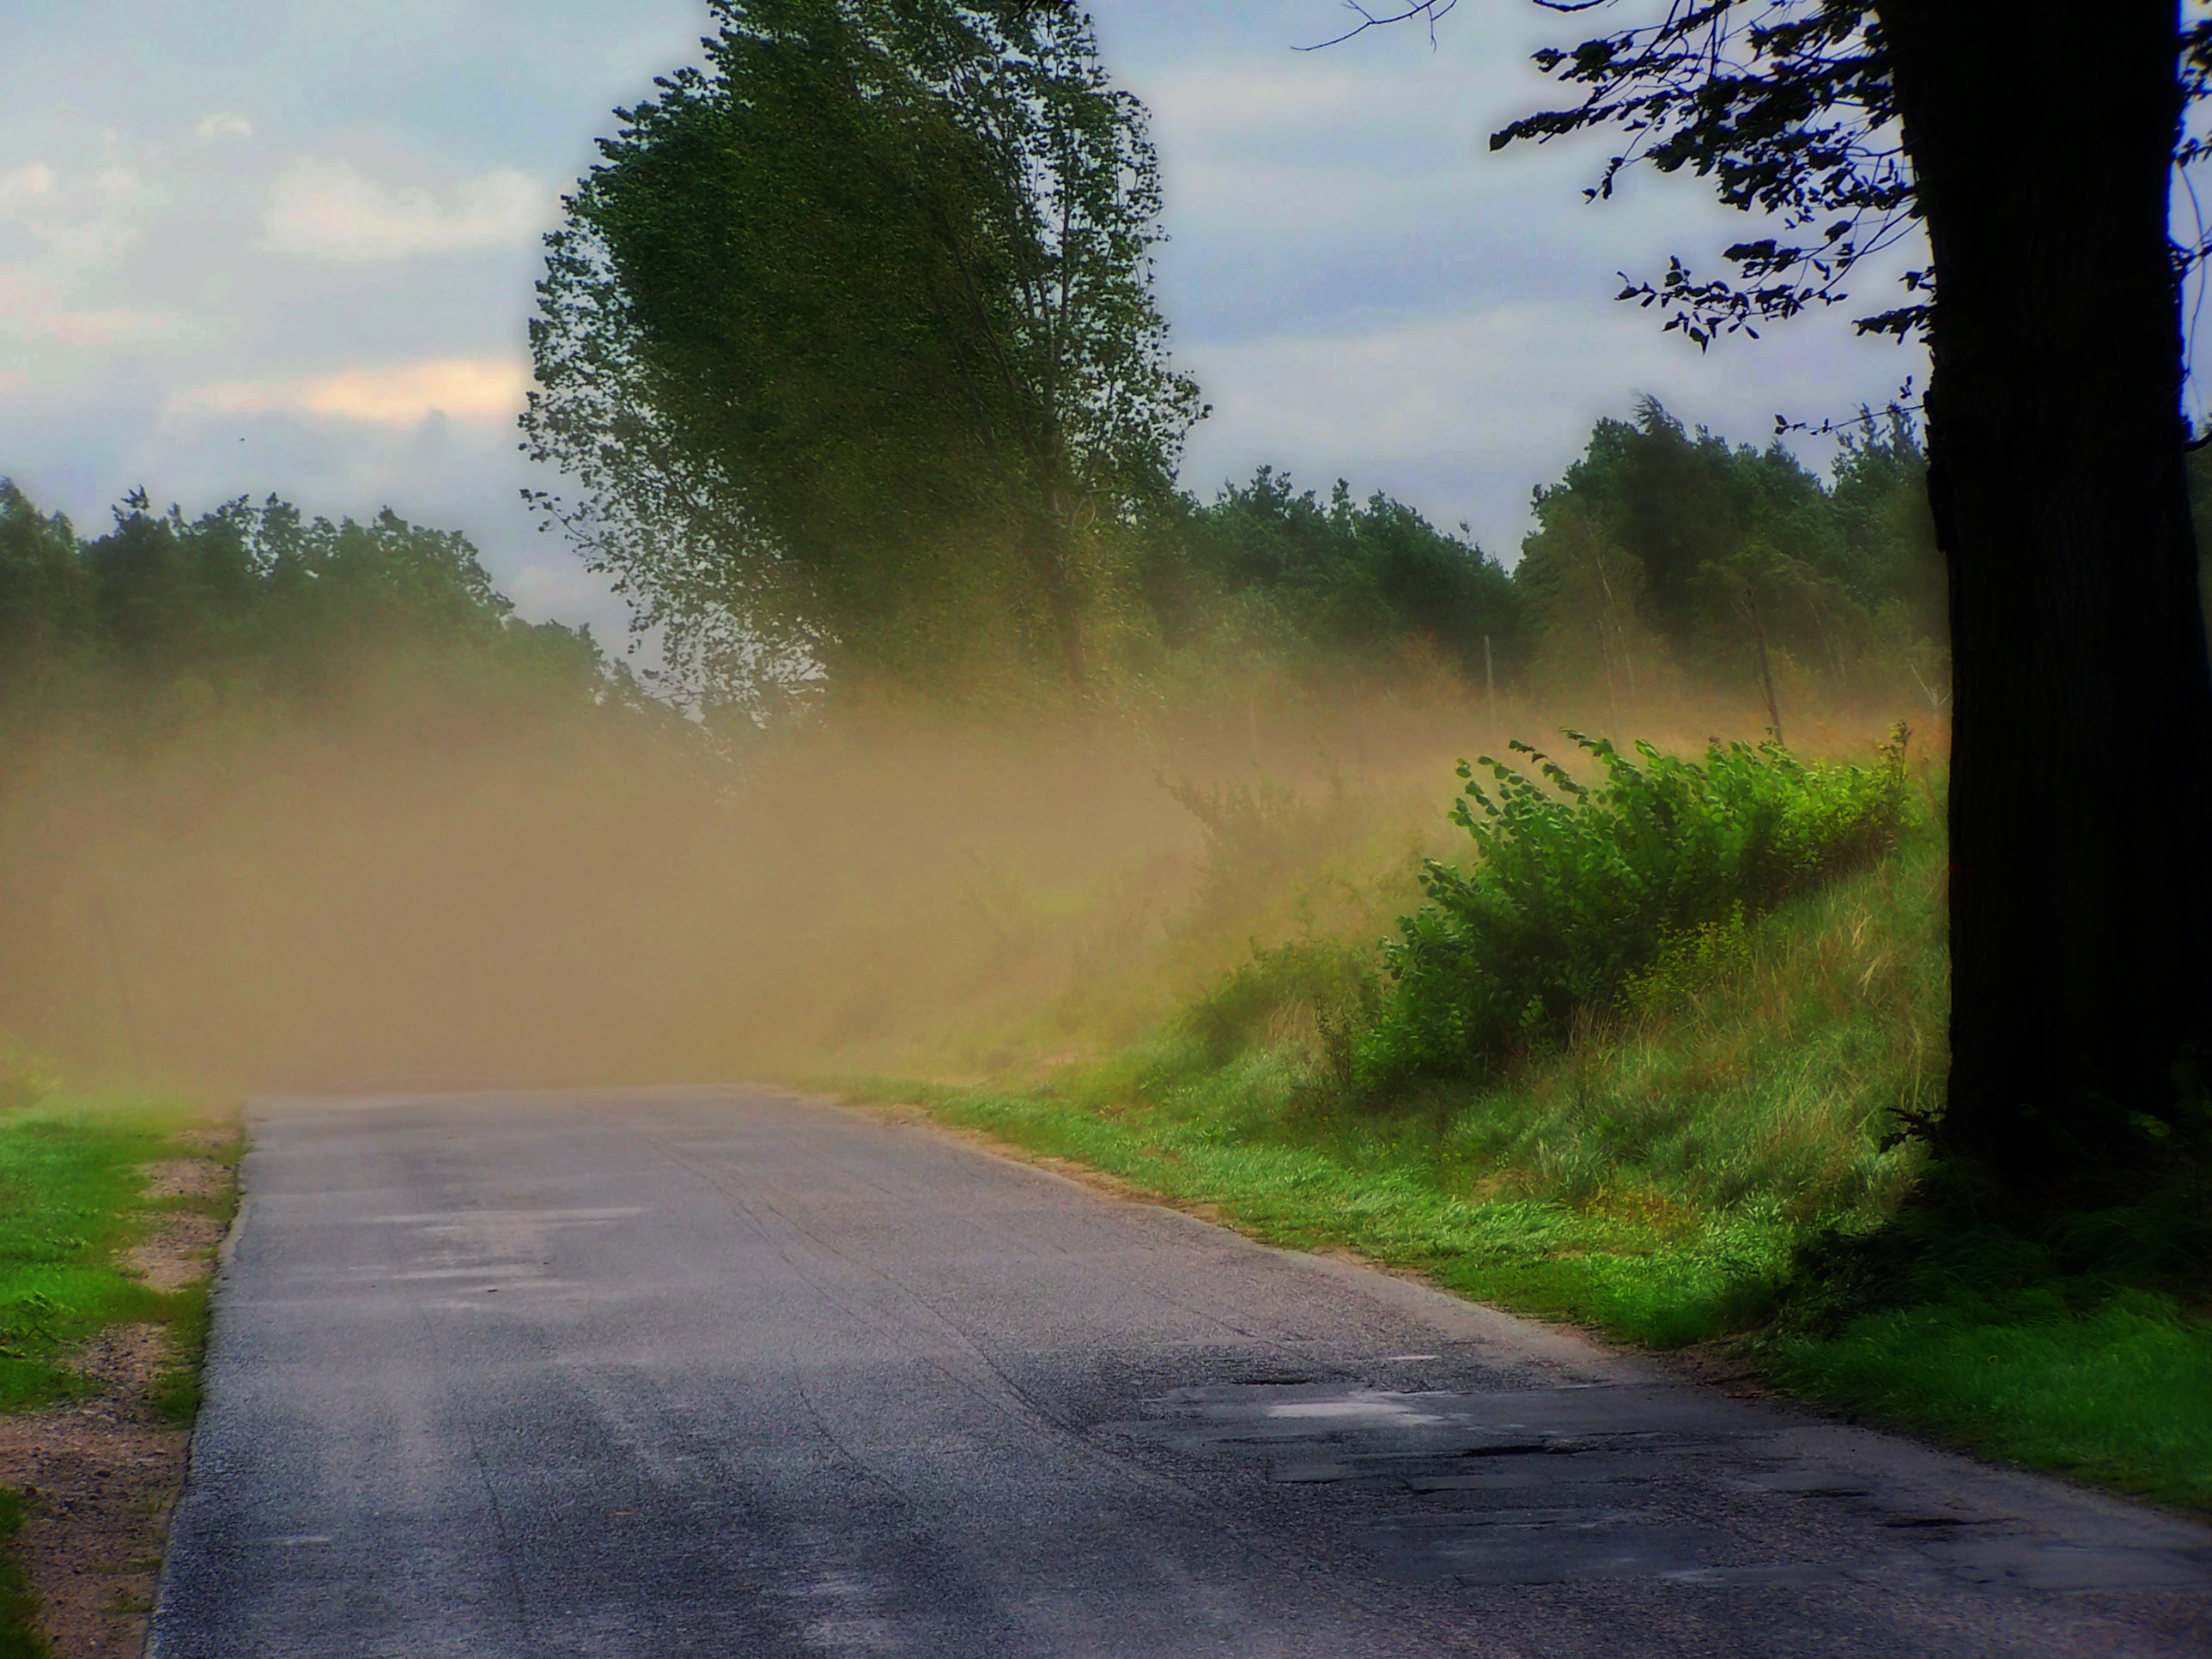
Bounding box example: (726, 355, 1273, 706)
(1184, 939, 1381, 1071)
(1618, 903, 1753, 1020)
(1358, 726, 1910, 1090)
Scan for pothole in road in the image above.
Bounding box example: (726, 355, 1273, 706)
(1108, 1378, 2212, 1593)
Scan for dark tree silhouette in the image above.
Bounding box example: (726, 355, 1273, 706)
(1344, 0, 2212, 1197)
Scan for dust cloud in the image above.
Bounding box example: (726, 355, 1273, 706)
(0, 653, 1905, 1096)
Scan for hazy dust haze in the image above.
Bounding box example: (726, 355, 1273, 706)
(0, 655, 1899, 1096)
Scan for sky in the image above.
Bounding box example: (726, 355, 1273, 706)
(0, 0, 1930, 641)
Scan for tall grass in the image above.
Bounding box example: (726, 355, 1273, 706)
(1360, 726, 1912, 1090)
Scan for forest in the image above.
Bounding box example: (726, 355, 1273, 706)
(1, 395, 1946, 737)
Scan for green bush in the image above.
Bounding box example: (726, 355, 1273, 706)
(1358, 726, 1910, 1089)
(1184, 939, 1381, 1071)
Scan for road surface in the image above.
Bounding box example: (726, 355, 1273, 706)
(152, 1087, 2212, 1656)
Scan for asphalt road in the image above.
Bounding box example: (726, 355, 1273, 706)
(152, 1088, 2212, 1657)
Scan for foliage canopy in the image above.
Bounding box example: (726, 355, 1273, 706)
(0, 478, 627, 744)
(523, 0, 1201, 703)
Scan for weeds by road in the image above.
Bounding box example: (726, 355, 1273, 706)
(0, 1092, 239, 1656)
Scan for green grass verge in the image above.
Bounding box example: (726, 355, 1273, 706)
(0, 1091, 238, 1652)
(842, 819, 2212, 1514)
(0, 1093, 234, 1412)
(1774, 1294, 2212, 1510)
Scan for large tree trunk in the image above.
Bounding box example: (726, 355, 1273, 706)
(1881, 0, 2212, 1195)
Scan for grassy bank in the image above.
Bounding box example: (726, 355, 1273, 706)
(0, 1091, 240, 1654)
(0, 1093, 234, 1415)
(847, 806, 2212, 1514)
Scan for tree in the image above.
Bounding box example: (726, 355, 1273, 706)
(1515, 499, 1662, 730)
(1145, 467, 1524, 673)
(1826, 404, 1944, 647)
(521, 0, 1201, 704)
(1346, 1, 2212, 1198)
(1516, 400, 1941, 719)
(0, 482, 92, 713)
(0, 479, 620, 730)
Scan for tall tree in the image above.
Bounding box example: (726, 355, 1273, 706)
(1516, 400, 1941, 716)
(1148, 468, 1524, 672)
(0, 479, 617, 725)
(522, 0, 1200, 703)
(1346, 1, 2212, 1196)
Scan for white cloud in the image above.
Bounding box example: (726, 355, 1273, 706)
(195, 112, 254, 142)
(0, 153, 159, 269)
(0, 266, 49, 314)
(259, 158, 550, 261)
(28, 216, 147, 267)
(46, 307, 192, 347)
(0, 164, 57, 212)
(170, 357, 532, 426)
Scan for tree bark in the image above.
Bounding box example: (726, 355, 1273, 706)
(1879, 0, 2212, 1194)
(1744, 590, 1784, 744)
(1020, 507, 1090, 701)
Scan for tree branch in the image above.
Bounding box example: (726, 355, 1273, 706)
(1297, 2, 1460, 53)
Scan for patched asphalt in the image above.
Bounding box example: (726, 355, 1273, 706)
(151, 1087, 2212, 1656)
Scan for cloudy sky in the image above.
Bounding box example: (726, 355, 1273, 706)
(1, 0, 1929, 640)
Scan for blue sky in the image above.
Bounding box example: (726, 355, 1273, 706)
(0, 1, 1928, 639)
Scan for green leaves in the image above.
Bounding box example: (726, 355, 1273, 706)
(0, 479, 621, 740)
(1485, 1, 1917, 349)
(523, 0, 1200, 702)
(1358, 726, 1911, 1090)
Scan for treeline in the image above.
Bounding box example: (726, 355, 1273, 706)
(0, 395, 1948, 746)
(1132, 399, 1944, 725)
(1510, 400, 1944, 725)
(520, 1, 1951, 726)
(0, 481, 644, 749)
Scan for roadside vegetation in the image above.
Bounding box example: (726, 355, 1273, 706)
(0, 1083, 229, 1416)
(0, 1059, 239, 1654)
(0, 1490, 39, 1659)
(849, 735, 2212, 1516)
